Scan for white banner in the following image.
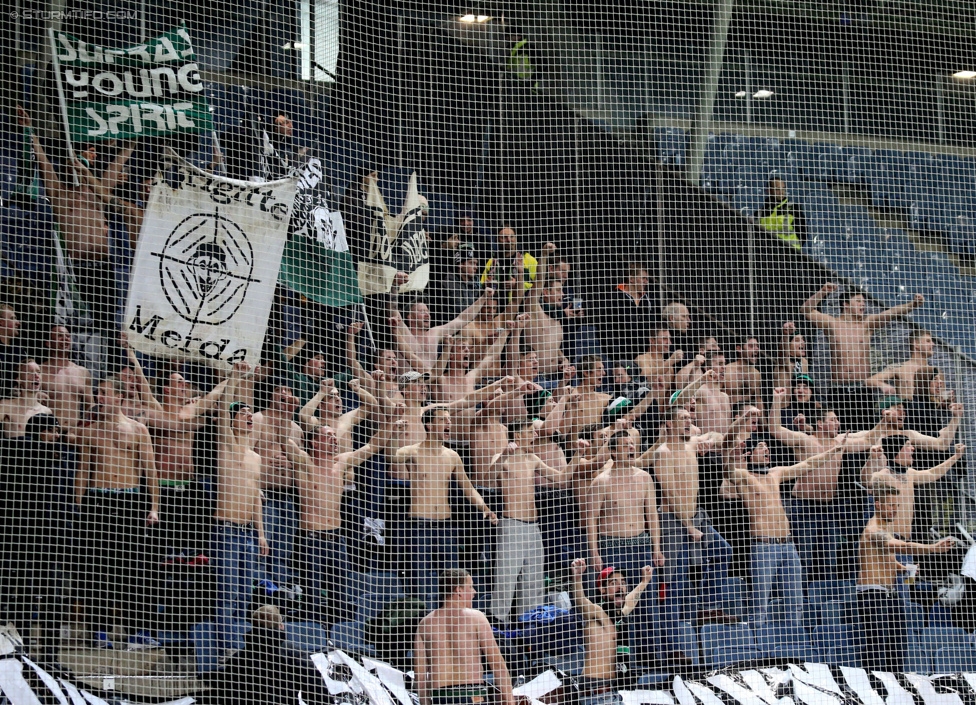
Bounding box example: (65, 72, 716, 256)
(124, 153, 297, 368)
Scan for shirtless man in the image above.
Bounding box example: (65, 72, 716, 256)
(17, 108, 122, 332)
(75, 376, 159, 648)
(211, 362, 269, 655)
(586, 431, 667, 663)
(39, 325, 93, 431)
(675, 336, 721, 390)
(524, 242, 572, 376)
(774, 320, 809, 392)
(856, 479, 955, 671)
(722, 425, 846, 629)
(346, 321, 404, 405)
(568, 355, 611, 439)
(391, 283, 495, 371)
(459, 296, 506, 380)
(430, 328, 510, 405)
(861, 440, 965, 542)
(0, 358, 53, 437)
(285, 420, 396, 624)
(571, 558, 653, 702)
(299, 377, 378, 455)
(724, 336, 763, 411)
(866, 329, 935, 401)
(252, 383, 304, 587)
(488, 420, 574, 623)
(654, 406, 737, 627)
(393, 407, 498, 604)
(635, 328, 683, 391)
(143, 372, 228, 561)
(414, 568, 514, 705)
(695, 351, 733, 437)
(802, 283, 924, 430)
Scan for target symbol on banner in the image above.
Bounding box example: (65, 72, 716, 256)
(152, 211, 261, 325)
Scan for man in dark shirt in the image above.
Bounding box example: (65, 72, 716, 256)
(597, 264, 657, 361)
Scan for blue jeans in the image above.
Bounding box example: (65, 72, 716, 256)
(262, 489, 297, 586)
(409, 519, 459, 607)
(296, 529, 354, 624)
(787, 497, 840, 583)
(598, 533, 662, 661)
(210, 521, 258, 652)
(749, 539, 804, 630)
(661, 509, 731, 631)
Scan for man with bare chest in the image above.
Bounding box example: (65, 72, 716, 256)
(802, 283, 924, 430)
(211, 362, 269, 655)
(569, 356, 611, 439)
(856, 479, 955, 671)
(0, 358, 53, 438)
(586, 432, 666, 664)
(866, 330, 935, 401)
(488, 420, 572, 623)
(654, 407, 736, 630)
(252, 383, 304, 588)
(393, 407, 497, 606)
(286, 419, 395, 624)
(694, 352, 732, 437)
(723, 433, 846, 629)
(414, 569, 513, 705)
(75, 376, 159, 648)
(724, 336, 763, 411)
(39, 325, 93, 431)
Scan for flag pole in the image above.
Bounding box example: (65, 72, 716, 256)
(47, 27, 78, 183)
(359, 301, 377, 351)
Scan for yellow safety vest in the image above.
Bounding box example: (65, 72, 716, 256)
(507, 38, 534, 80)
(758, 198, 801, 250)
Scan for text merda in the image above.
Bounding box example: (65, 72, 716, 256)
(128, 306, 248, 363)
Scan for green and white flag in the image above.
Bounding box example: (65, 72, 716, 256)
(49, 26, 213, 143)
(279, 157, 362, 307)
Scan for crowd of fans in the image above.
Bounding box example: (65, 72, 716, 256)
(0, 103, 968, 698)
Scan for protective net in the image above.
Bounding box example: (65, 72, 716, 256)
(1, 3, 976, 704)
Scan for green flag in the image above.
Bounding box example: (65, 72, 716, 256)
(50, 26, 213, 143)
(279, 157, 362, 307)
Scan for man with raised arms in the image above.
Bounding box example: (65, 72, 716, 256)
(570, 558, 653, 703)
(211, 362, 269, 656)
(654, 404, 737, 628)
(285, 418, 398, 624)
(393, 407, 498, 605)
(391, 282, 496, 371)
(722, 414, 847, 630)
(39, 324, 93, 431)
(75, 376, 159, 649)
(487, 419, 576, 623)
(856, 479, 955, 671)
(414, 568, 514, 705)
(802, 283, 924, 430)
(635, 328, 683, 392)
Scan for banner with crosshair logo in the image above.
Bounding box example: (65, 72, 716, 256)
(124, 152, 297, 368)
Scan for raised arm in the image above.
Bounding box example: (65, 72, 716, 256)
(216, 362, 248, 445)
(123, 339, 163, 413)
(337, 421, 400, 478)
(432, 287, 494, 340)
(283, 437, 311, 477)
(345, 322, 372, 386)
(671, 364, 713, 409)
(868, 526, 956, 555)
(525, 242, 555, 309)
(429, 335, 454, 383)
(865, 365, 900, 396)
(298, 378, 334, 430)
(71, 157, 113, 203)
(900, 403, 963, 451)
(861, 445, 888, 486)
(569, 558, 606, 623)
(621, 565, 653, 617)
(910, 443, 965, 485)
(867, 294, 924, 330)
(773, 436, 847, 483)
(768, 386, 817, 451)
(17, 107, 63, 204)
(468, 326, 511, 382)
(181, 379, 230, 421)
(801, 283, 837, 328)
(100, 141, 135, 192)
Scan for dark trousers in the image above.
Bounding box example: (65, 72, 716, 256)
(80, 490, 149, 636)
(295, 528, 354, 625)
(856, 589, 907, 671)
(828, 383, 877, 432)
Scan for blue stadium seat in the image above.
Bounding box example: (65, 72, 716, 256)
(931, 645, 976, 673)
(919, 625, 970, 655)
(700, 623, 762, 670)
(811, 625, 860, 667)
(360, 571, 405, 596)
(905, 640, 931, 674)
(425, 192, 456, 235)
(192, 621, 221, 673)
(721, 577, 748, 619)
(754, 624, 821, 662)
(355, 591, 405, 623)
(285, 621, 331, 653)
(841, 146, 873, 184)
(330, 621, 375, 656)
(673, 621, 701, 666)
(636, 672, 672, 686)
